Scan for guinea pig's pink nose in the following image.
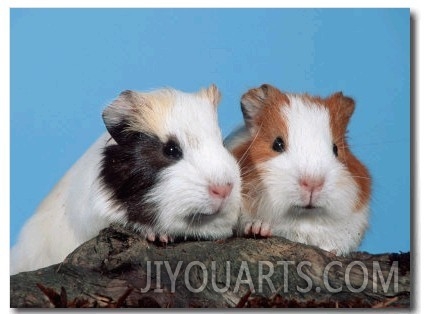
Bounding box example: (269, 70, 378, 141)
(209, 183, 233, 199)
(299, 176, 325, 194)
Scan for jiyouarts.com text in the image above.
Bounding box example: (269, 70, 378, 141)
(138, 260, 398, 294)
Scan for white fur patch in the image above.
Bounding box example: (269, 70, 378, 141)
(142, 92, 242, 238)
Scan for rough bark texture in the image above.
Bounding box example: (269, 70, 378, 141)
(10, 225, 410, 308)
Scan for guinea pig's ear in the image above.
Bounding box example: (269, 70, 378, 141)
(240, 84, 281, 129)
(199, 84, 221, 107)
(102, 90, 139, 145)
(329, 92, 356, 126)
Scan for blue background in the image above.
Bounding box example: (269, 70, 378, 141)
(10, 8, 410, 253)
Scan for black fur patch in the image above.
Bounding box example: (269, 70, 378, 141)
(99, 131, 177, 225)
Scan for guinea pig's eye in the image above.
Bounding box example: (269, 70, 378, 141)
(272, 137, 285, 153)
(163, 140, 183, 160)
(333, 143, 338, 157)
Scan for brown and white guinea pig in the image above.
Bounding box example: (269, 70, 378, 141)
(11, 85, 241, 274)
(225, 84, 371, 256)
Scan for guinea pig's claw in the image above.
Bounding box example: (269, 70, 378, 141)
(260, 222, 272, 237)
(244, 222, 253, 235)
(159, 234, 169, 243)
(146, 232, 156, 242)
(252, 220, 263, 234)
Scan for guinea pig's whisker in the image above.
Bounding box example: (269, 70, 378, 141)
(197, 213, 203, 225)
(240, 169, 254, 177)
(349, 175, 372, 180)
(240, 167, 258, 177)
(237, 123, 263, 167)
(240, 193, 254, 203)
(187, 212, 198, 231)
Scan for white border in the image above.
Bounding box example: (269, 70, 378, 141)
(1, 0, 10, 311)
(3, 1, 420, 312)
(3, 1, 416, 8)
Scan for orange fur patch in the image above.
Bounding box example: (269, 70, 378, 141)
(232, 88, 290, 215)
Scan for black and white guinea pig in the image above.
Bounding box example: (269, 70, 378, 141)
(11, 85, 241, 274)
(226, 84, 371, 256)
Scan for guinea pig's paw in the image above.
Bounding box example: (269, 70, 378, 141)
(145, 231, 174, 243)
(329, 249, 342, 256)
(245, 220, 272, 237)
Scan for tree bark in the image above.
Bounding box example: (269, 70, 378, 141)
(10, 225, 410, 308)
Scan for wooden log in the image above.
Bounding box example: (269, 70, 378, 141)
(10, 225, 410, 308)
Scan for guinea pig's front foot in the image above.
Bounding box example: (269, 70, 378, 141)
(244, 220, 272, 237)
(146, 231, 174, 243)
